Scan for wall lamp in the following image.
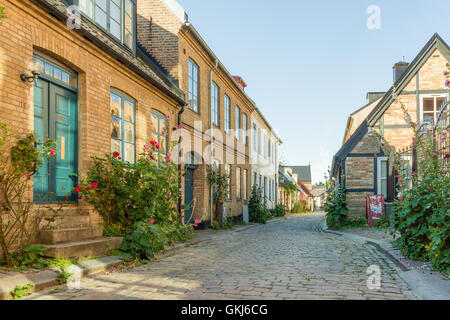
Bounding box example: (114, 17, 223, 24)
(20, 71, 40, 83)
(20, 59, 44, 84)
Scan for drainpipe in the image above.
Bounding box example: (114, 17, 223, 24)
(177, 103, 186, 215)
(209, 59, 219, 224)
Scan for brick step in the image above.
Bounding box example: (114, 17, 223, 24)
(41, 237, 123, 259)
(39, 226, 103, 244)
(44, 215, 92, 229)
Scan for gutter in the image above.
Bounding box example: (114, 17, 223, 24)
(177, 104, 186, 215)
(209, 58, 219, 223)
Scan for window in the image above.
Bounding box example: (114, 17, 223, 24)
(211, 82, 219, 126)
(242, 114, 247, 145)
(235, 106, 241, 141)
(264, 135, 268, 158)
(236, 167, 241, 200)
(188, 59, 199, 112)
(377, 157, 388, 200)
(268, 139, 271, 159)
(225, 164, 232, 201)
(151, 111, 169, 155)
(224, 95, 231, 134)
(111, 90, 135, 164)
(79, 0, 135, 50)
(421, 96, 447, 125)
(257, 128, 261, 154)
(243, 169, 248, 200)
(253, 172, 257, 187)
(252, 123, 257, 151)
(34, 55, 77, 88)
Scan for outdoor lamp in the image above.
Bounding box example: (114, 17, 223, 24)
(20, 59, 44, 84)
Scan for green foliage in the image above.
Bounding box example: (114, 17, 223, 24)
(56, 267, 72, 285)
(48, 258, 78, 269)
(10, 283, 34, 300)
(11, 245, 49, 270)
(292, 200, 308, 214)
(339, 216, 367, 230)
(249, 186, 271, 224)
(0, 123, 58, 267)
(324, 182, 348, 230)
(207, 165, 229, 222)
(283, 180, 297, 195)
(120, 221, 168, 260)
(376, 75, 450, 274)
(271, 204, 286, 217)
(76, 127, 193, 259)
(0, 6, 6, 22)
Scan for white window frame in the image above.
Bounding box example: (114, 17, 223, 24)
(419, 94, 448, 126)
(377, 157, 388, 200)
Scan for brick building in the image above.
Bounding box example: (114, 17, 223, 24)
(0, 0, 186, 256)
(250, 109, 281, 210)
(332, 34, 450, 217)
(137, 0, 280, 224)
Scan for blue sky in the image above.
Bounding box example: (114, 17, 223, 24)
(177, 0, 450, 184)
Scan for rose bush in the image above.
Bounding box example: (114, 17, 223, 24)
(75, 122, 192, 259)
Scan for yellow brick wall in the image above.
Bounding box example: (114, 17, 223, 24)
(0, 0, 181, 226)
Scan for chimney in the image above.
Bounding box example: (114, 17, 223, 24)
(393, 61, 409, 83)
(366, 92, 386, 103)
(232, 76, 247, 91)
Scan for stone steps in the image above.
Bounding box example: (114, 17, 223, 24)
(45, 215, 91, 228)
(39, 226, 103, 244)
(41, 237, 123, 259)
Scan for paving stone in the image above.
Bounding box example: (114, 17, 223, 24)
(25, 214, 417, 300)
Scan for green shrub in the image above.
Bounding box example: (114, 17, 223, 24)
(292, 200, 308, 214)
(249, 187, 271, 224)
(323, 182, 348, 230)
(271, 204, 286, 217)
(75, 121, 194, 260)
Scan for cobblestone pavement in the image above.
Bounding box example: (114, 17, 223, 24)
(26, 213, 418, 300)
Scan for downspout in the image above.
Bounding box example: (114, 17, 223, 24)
(177, 103, 186, 215)
(209, 59, 219, 223)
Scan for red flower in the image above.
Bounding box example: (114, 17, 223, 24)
(50, 149, 56, 156)
(86, 187, 90, 191)
(78, 195, 83, 200)
(444, 154, 450, 159)
(149, 219, 155, 225)
(113, 152, 120, 158)
(150, 140, 157, 145)
(156, 143, 160, 149)
(92, 182, 99, 189)
(75, 186, 82, 193)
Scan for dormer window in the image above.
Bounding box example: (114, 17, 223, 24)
(79, 0, 136, 51)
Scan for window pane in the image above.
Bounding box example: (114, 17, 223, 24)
(44, 62, 52, 76)
(125, 29, 133, 48)
(381, 160, 387, 178)
(111, 139, 121, 156)
(381, 179, 387, 198)
(124, 122, 134, 143)
(124, 143, 135, 164)
(436, 98, 445, 111)
(111, 93, 121, 117)
(110, 1, 121, 21)
(111, 117, 121, 139)
(95, 4, 107, 29)
(110, 20, 121, 40)
(124, 100, 134, 123)
(423, 98, 435, 112)
(80, 0, 94, 18)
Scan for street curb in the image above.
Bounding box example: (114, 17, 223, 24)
(0, 256, 123, 300)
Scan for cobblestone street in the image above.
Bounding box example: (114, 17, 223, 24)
(27, 214, 418, 300)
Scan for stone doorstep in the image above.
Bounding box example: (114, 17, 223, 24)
(0, 256, 124, 300)
(39, 226, 103, 244)
(0, 236, 214, 300)
(41, 237, 124, 259)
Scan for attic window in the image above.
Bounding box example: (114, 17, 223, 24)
(79, 0, 135, 51)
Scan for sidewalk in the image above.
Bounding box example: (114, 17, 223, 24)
(322, 223, 450, 300)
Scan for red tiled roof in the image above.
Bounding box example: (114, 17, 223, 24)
(297, 179, 314, 198)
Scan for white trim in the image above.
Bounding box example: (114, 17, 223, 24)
(419, 94, 448, 125)
(377, 157, 388, 199)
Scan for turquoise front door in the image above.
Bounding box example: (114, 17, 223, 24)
(33, 78, 78, 203)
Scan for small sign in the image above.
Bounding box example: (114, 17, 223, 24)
(366, 195, 385, 227)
